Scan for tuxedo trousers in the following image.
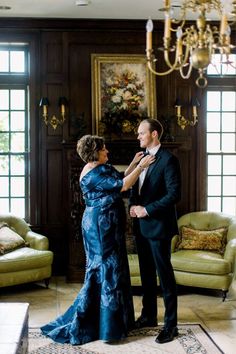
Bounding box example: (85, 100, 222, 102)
(135, 228, 177, 329)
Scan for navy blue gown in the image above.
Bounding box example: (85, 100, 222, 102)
(41, 164, 135, 345)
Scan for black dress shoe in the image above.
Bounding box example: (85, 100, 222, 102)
(134, 316, 157, 329)
(155, 327, 178, 344)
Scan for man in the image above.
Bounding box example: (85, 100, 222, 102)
(129, 118, 181, 344)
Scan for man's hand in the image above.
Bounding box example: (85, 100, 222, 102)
(130, 205, 137, 217)
(134, 205, 148, 218)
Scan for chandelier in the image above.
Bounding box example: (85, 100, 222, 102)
(146, 0, 236, 88)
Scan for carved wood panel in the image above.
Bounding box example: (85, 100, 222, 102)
(66, 148, 86, 282)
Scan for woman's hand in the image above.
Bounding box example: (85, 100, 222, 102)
(124, 151, 146, 176)
(131, 151, 145, 166)
(138, 154, 155, 169)
(122, 154, 155, 192)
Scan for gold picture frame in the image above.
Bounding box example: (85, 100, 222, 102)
(91, 54, 156, 139)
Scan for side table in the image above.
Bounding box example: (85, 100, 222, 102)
(0, 302, 29, 354)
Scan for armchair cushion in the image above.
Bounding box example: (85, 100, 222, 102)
(0, 222, 29, 255)
(0, 213, 53, 288)
(0, 247, 53, 273)
(176, 225, 227, 255)
(172, 250, 231, 275)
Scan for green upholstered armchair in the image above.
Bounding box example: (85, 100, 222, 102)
(128, 211, 236, 301)
(0, 214, 53, 288)
(171, 211, 236, 301)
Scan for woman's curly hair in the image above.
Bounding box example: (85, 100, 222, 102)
(77, 135, 105, 163)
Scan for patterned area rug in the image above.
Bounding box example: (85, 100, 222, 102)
(29, 324, 223, 354)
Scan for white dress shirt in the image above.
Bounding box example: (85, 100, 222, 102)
(138, 144, 161, 194)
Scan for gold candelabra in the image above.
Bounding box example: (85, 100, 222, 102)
(146, 0, 236, 88)
(175, 98, 200, 130)
(39, 97, 68, 130)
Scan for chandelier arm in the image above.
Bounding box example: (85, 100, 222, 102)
(179, 61, 193, 79)
(153, 39, 191, 75)
(170, 19, 186, 31)
(147, 60, 177, 76)
(179, 41, 191, 67)
(163, 49, 180, 69)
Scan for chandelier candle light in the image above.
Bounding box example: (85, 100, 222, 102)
(146, 0, 236, 88)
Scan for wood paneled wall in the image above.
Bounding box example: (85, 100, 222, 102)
(0, 18, 204, 275)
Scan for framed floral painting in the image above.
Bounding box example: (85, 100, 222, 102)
(91, 54, 156, 139)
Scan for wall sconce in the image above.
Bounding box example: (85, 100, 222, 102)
(174, 98, 200, 130)
(39, 96, 68, 130)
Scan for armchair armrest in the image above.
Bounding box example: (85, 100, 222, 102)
(171, 235, 179, 253)
(25, 230, 49, 250)
(224, 238, 236, 272)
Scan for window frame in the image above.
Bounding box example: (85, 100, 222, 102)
(200, 76, 236, 216)
(0, 43, 32, 220)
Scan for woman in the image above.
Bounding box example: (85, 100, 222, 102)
(41, 134, 155, 345)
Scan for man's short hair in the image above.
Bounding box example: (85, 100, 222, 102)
(140, 118, 163, 140)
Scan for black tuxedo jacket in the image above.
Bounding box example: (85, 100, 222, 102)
(129, 147, 181, 240)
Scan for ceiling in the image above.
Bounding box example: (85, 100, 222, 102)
(0, 0, 168, 20)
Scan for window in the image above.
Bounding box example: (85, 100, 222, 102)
(207, 54, 236, 76)
(0, 45, 29, 218)
(206, 90, 236, 215)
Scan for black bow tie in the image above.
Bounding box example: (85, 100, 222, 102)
(143, 151, 150, 156)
